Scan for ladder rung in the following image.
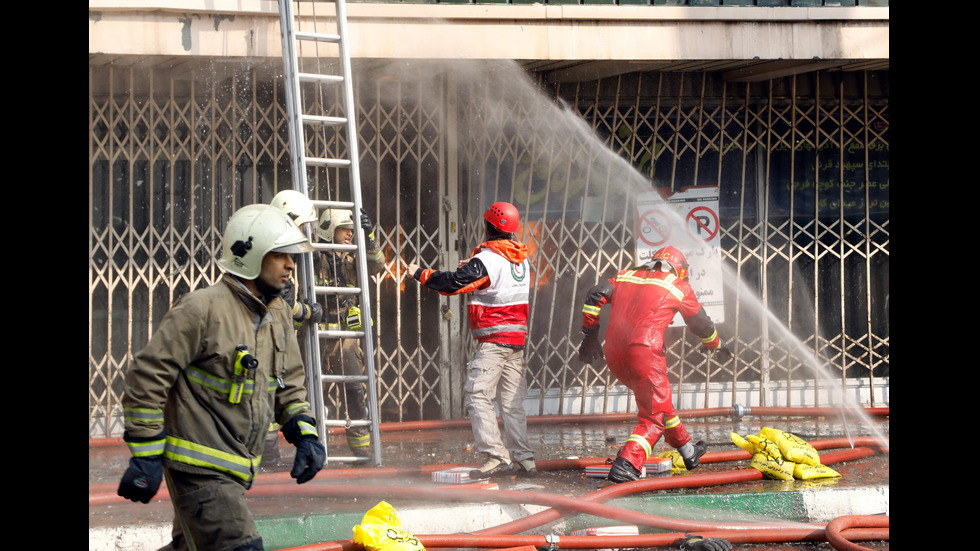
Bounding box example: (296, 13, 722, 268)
(298, 73, 344, 85)
(325, 455, 374, 463)
(312, 242, 357, 253)
(318, 329, 366, 339)
(310, 200, 355, 210)
(323, 419, 371, 434)
(314, 285, 361, 295)
(305, 157, 352, 168)
(301, 114, 347, 126)
(309, 201, 355, 212)
(321, 420, 372, 428)
(321, 374, 370, 384)
(294, 31, 340, 43)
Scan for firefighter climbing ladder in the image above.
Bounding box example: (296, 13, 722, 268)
(277, 0, 382, 467)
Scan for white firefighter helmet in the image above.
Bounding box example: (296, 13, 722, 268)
(316, 208, 355, 243)
(217, 204, 314, 279)
(270, 189, 318, 227)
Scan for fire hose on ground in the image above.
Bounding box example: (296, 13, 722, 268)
(89, 408, 889, 549)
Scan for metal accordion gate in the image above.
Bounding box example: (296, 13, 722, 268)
(89, 60, 888, 438)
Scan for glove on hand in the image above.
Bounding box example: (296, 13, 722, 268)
(714, 339, 733, 363)
(677, 534, 733, 551)
(359, 208, 379, 249)
(306, 302, 323, 324)
(281, 278, 297, 308)
(359, 208, 374, 233)
(117, 455, 163, 504)
(578, 326, 604, 365)
(282, 414, 326, 484)
(291, 437, 326, 484)
(293, 301, 324, 325)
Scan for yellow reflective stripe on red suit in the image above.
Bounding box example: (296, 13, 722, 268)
(627, 433, 653, 457)
(615, 271, 684, 301)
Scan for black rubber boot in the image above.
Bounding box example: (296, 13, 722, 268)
(607, 456, 642, 483)
(683, 440, 708, 470)
(232, 537, 265, 551)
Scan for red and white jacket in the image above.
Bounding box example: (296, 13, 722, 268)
(414, 238, 530, 347)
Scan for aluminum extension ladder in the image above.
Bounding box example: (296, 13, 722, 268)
(277, 0, 382, 467)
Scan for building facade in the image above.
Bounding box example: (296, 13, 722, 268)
(89, 1, 888, 438)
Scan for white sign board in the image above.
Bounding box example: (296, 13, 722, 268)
(635, 187, 724, 327)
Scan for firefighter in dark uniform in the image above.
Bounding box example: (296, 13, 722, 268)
(315, 207, 385, 460)
(117, 204, 326, 550)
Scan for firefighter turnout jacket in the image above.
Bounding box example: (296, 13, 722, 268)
(582, 266, 722, 353)
(122, 273, 315, 488)
(315, 237, 385, 329)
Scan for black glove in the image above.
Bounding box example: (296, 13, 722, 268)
(117, 455, 163, 504)
(677, 534, 733, 551)
(714, 338, 733, 363)
(292, 438, 326, 484)
(293, 301, 323, 325)
(281, 278, 297, 308)
(359, 208, 374, 233)
(578, 326, 604, 365)
(359, 208, 378, 248)
(281, 414, 326, 484)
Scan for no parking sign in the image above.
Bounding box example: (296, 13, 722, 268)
(635, 187, 725, 326)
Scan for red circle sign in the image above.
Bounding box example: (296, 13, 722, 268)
(686, 206, 719, 242)
(638, 209, 671, 247)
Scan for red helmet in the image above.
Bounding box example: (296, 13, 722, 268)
(651, 246, 690, 280)
(484, 201, 520, 233)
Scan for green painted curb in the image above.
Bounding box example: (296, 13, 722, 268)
(259, 512, 364, 549)
(563, 491, 808, 532)
(255, 492, 808, 548)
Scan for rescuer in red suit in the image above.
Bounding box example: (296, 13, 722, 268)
(578, 245, 732, 483)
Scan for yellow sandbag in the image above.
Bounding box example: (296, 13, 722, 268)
(759, 427, 821, 467)
(353, 501, 425, 551)
(750, 452, 795, 481)
(746, 434, 783, 461)
(794, 463, 842, 480)
(730, 432, 755, 454)
(657, 449, 686, 470)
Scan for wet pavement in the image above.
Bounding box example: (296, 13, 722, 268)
(89, 413, 889, 550)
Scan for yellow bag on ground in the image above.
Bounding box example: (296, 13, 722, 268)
(750, 452, 795, 481)
(793, 463, 842, 480)
(746, 434, 783, 460)
(353, 501, 425, 551)
(657, 449, 686, 470)
(730, 432, 755, 454)
(759, 427, 821, 466)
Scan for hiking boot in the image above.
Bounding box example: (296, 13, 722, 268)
(607, 456, 642, 483)
(469, 455, 513, 479)
(514, 458, 537, 477)
(682, 440, 708, 470)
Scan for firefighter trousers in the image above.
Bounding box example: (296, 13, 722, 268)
(605, 343, 692, 469)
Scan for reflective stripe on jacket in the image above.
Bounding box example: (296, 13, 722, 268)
(582, 267, 716, 355)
